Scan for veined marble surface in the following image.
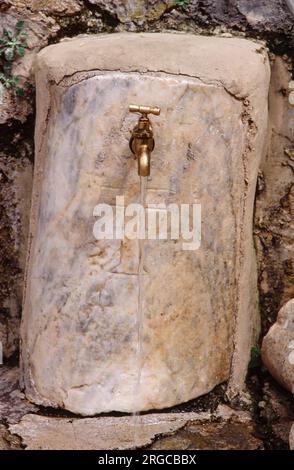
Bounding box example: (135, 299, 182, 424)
(21, 34, 270, 414)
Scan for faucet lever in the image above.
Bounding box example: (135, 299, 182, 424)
(129, 104, 160, 116)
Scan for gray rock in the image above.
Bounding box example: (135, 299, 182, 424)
(88, 0, 172, 24)
(9, 412, 210, 450)
(9, 405, 254, 450)
(290, 423, 294, 450)
(236, 0, 290, 28)
(9, 404, 262, 450)
(0, 155, 33, 358)
(189, 0, 293, 37)
(262, 299, 294, 393)
(286, 0, 294, 17)
(0, 366, 37, 424)
(254, 56, 294, 339)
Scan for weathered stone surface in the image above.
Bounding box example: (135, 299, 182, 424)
(150, 419, 263, 450)
(0, 10, 59, 124)
(262, 299, 294, 393)
(290, 423, 294, 450)
(259, 379, 294, 425)
(88, 0, 173, 25)
(182, 1, 294, 40)
(9, 412, 209, 450)
(0, 88, 32, 125)
(20, 34, 269, 414)
(286, 0, 294, 17)
(0, 0, 292, 381)
(8, 404, 262, 450)
(214, 404, 252, 423)
(8, 405, 253, 450)
(22, 34, 268, 415)
(7, 1, 83, 17)
(271, 421, 293, 446)
(255, 57, 294, 335)
(0, 366, 37, 424)
(236, 0, 290, 29)
(0, 155, 33, 358)
(0, 423, 22, 450)
(86, 0, 294, 40)
(0, 424, 10, 450)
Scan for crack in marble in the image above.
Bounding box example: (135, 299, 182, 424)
(55, 67, 248, 104)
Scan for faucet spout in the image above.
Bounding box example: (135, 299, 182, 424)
(138, 144, 150, 177)
(129, 104, 160, 178)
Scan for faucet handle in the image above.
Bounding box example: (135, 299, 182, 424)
(129, 104, 160, 116)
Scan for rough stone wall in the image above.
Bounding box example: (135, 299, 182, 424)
(0, 0, 294, 359)
(255, 55, 294, 336)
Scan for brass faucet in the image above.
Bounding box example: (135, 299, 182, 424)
(129, 104, 160, 177)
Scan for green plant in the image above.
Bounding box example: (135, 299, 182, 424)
(0, 20, 28, 97)
(175, 0, 190, 10)
(249, 345, 262, 369)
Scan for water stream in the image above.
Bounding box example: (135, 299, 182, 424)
(133, 176, 147, 448)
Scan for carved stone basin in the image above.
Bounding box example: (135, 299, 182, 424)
(21, 33, 270, 415)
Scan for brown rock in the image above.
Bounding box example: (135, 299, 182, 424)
(0, 423, 22, 450)
(2, 0, 82, 16)
(0, 155, 33, 358)
(151, 419, 263, 450)
(0, 424, 10, 450)
(259, 380, 294, 424)
(0, 87, 32, 125)
(0, 10, 59, 123)
(272, 421, 293, 444)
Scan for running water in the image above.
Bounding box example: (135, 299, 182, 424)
(133, 176, 147, 448)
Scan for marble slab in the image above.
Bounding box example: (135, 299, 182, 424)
(21, 34, 270, 414)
